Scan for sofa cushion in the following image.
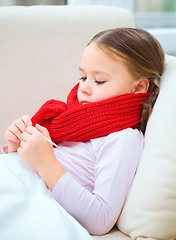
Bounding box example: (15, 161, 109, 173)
(0, 5, 134, 148)
(117, 54, 176, 239)
(93, 227, 130, 240)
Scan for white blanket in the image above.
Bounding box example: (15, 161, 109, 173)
(0, 153, 93, 240)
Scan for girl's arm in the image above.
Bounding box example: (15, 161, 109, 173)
(51, 129, 144, 235)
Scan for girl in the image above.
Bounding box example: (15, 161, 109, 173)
(3, 28, 164, 235)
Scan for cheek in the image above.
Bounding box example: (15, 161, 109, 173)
(93, 88, 112, 102)
(112, 80, 135, 96)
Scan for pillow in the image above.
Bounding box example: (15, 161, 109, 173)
(117, 54, 176, 240)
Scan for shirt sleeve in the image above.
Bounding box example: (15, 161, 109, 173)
(52, 129, 144, 235)
(1, 144, 8, 154)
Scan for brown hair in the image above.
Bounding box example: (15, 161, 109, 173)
(88, 28, 165, 133)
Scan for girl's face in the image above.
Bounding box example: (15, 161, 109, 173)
(77, 43, 142, 104)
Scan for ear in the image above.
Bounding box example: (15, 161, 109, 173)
(133, 77, 149, 93)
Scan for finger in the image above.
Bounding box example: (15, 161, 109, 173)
(6, 130, 20, 143)
(17, 146, 22, 155)
(8, 124, 23, 141)
(13, 118, 27, 133)
(20, 140, 26, 149)
(21, 131, 30, 142)
(35, 124, 50, 138)
(21, 115, 32, 127)
(25, 125, 39, 135)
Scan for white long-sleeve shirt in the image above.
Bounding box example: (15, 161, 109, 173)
(51, 128, 144, 235)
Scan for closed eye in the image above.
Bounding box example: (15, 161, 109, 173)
(95, 80, 106, 85)
(79, 77, 87, 81)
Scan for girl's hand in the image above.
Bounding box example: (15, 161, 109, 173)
(4, 115, 32, 153)
(17, 124, 66, 190)
(17, 124, 54, 173)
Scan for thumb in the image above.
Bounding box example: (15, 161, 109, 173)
(35, 124, 50, 139)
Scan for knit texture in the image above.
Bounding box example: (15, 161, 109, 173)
(31, 83, 150, 143)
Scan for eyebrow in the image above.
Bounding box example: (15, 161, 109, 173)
(79, 66, 110, 76)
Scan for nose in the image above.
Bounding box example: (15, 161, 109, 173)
(79, 80, 91, 95)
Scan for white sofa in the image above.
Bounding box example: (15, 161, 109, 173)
(0, 6, 176, 240)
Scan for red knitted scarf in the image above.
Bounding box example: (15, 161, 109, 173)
(31, 83, 150, 144)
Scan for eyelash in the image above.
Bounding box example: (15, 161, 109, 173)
(79, 77, 87, 81)
(95, 80, 105, 85)
(79, 77, 105, 85)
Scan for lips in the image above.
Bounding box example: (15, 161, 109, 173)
(81, 100, 89, 105)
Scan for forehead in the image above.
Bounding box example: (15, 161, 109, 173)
(80, 43, 136, 80)
(82, 43, 105, 59)
(80, 43, 122, 70)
